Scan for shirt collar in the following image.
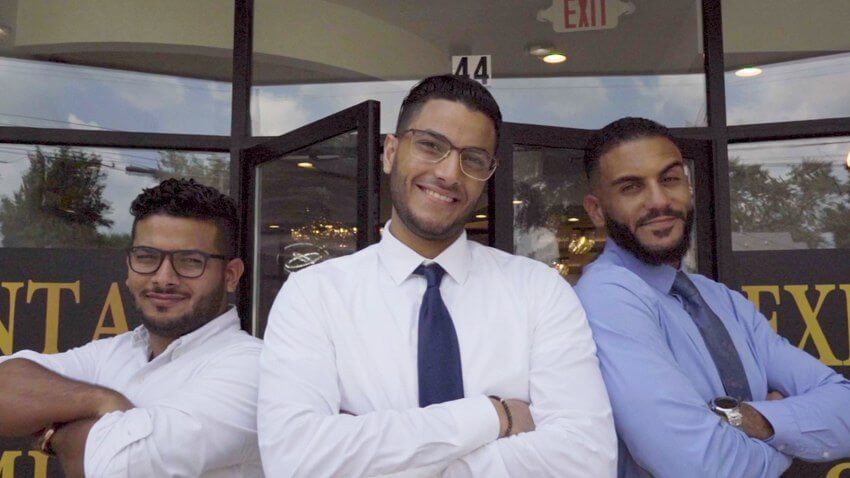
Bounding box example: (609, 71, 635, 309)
(601, 239, 679, 294)
(132, 306, 241, 357)
(378, 220, 471, 286)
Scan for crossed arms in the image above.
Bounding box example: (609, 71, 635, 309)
(257, 271, 617, 477)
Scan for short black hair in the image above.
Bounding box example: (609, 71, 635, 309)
(130, 178, 237, 256)
(584, 117, 676, 182)
(396, 74, 502, 147)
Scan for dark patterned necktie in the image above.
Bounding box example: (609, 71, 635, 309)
(672, 271, 752, 401)
(415, 263, 464, 407)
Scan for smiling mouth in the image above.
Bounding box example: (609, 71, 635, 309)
(419, 185, 457, 204)
(642, 216, 679, 227)
(145, 292, 188, 306)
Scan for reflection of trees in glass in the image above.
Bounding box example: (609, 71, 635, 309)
(730, 158, 850, 248)
(158, 151, 229, 194)
(0, 146, 120, 247)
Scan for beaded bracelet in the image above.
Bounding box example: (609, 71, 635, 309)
(488, 395, 513, 437)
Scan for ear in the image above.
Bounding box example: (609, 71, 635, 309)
(224, 258, 245, 294)
(583, 194, 607, 229)
(382, 134, 398, 175)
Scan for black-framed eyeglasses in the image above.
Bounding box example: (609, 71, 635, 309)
(398, 128, 497, 181)
(127, 246, 230, 279)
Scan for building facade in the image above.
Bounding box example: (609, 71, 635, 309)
(0, 1, 848, 476)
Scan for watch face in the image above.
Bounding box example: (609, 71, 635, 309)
(714, 397, 738, 409)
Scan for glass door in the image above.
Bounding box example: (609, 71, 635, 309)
(492, 122, 715, 283)
(239, 101, 380, 337)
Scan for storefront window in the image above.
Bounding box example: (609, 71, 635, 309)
(512, 145, 697, 284)
(0, 144, 229, 248)
(252, 0, 706, 134)
(0, 1, 233, 134)
(723, 1, 850, 124)
(729, 137, 850, 251)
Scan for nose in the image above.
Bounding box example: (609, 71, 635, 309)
(646, 181, 673, 211)
(433, 149, 463, 184)
(151, 255, 180, 287)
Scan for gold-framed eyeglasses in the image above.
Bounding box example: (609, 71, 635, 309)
(398, 128, 497, 181)
(127, 246, 230, 279)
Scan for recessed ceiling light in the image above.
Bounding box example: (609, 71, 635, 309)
(297, 162, 314, 169)
(567, 217, 580, 223)
(269, 224, 280, 229)
(543, 53, 567, 64)
(528, 45, 552, 57)
(512, 199, 523, 205)
(735, 67, 762, 78)
(475, 214, 488, 219)
(846, 151, 850, 169)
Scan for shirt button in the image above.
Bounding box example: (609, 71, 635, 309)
(778, 445, 786, 451)
(822, 451, 830, 459)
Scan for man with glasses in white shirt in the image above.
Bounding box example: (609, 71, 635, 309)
(258, 75, 616, 477)
(0, 178, 263, 477)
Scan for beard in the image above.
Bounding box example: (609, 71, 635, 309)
(137, 280, 227, 339)
(605, 206, 694, 266)
(389, 158, 479, 242)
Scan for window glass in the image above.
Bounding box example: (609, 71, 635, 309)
(723, 1, 850, 124)
(253, 0, 706, 135)
(729, 137, 850, 250)
(0, 1, 232, 133)
(0, 144, 229, 248)
(512, 145, 697, 284)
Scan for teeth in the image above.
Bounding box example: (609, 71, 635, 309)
(424, 188, 453, 203)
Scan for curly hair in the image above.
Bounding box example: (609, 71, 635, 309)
(130, 178, 237, 256)
(584, 117, 676, 182)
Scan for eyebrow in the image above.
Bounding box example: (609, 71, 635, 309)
(609, 159, 685, 187)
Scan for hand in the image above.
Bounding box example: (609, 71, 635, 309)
(92, 388, 133, 417)
(740, 402, 774, 440)
(767, 391, 784, 401)
(489, 398, 535, 438)
(504, 399, 535, 436)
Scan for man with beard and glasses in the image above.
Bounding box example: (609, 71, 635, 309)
(258, 75, 616, 477)
(0, 179, 263, 477)
(575, 117, 850, 478)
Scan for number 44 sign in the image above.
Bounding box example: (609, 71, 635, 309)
(452, 55, 491, 86)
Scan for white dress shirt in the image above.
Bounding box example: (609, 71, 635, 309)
(1, 307, 263, 478)
(258, 224, 617, 477)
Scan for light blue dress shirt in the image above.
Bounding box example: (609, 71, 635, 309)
(576, 240, 850, 478)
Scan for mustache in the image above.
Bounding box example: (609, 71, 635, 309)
(636, 207, 686, 227)
(146, 286, 183, 295)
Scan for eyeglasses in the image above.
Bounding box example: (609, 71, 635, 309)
(127, 246, 230, 279)
(398, 129, 497, 181)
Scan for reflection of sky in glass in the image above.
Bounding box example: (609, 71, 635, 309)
(726, 53, 850, 125)
(0, 145, 228, 240)
(252, 74, 707, 135)
(1, 50, 849, 248)
(0, 57, 231, 134)
(730, 137, 850, 183)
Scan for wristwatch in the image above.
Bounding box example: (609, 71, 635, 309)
(710, 396, 743, 428)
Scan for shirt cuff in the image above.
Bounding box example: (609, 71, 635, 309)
(747, 399, 799, 452)
(444, 395, 500, 449)
(84, 409, 153, 477)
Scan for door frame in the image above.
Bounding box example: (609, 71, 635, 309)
(236, 100, 381, 334)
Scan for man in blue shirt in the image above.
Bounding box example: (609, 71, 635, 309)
(575, 117, 850, 477)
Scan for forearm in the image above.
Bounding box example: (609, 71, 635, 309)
(749, 382, 850, 460)
(259, 395, 499, 477)
(0, 359, 120, 436)
(52, 418, 98, 478)
(443, 411, 617, 477)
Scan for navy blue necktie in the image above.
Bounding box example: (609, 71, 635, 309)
(415, 263, 464, 407)
(672, 271, 752, 401)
